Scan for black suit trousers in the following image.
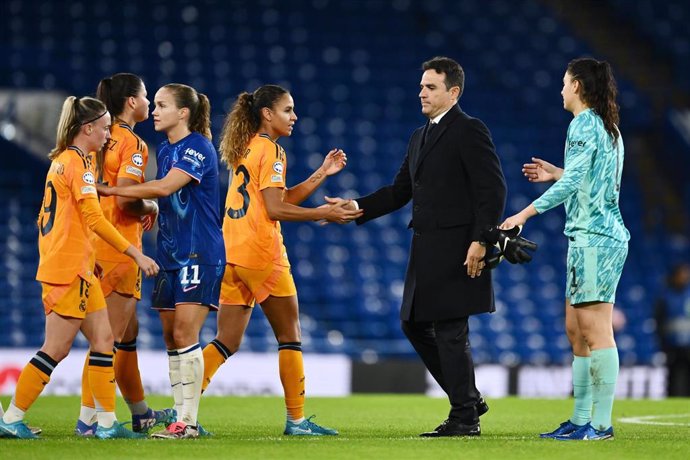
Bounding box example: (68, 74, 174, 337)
(401, 317, 480, 424)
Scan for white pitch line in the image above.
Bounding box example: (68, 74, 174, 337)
(618, 413, 690, 427)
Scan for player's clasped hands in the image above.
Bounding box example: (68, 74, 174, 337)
(141, 214, 156, 231)
(318, 196, 363, 225)
(141, 200, 159, 231)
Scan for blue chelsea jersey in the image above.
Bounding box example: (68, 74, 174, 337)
(156, 132, 225, 269)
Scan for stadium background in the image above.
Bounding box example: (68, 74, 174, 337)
(1, 0, 688, 396)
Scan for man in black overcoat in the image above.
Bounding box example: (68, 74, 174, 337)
(345, 56, 507, 436)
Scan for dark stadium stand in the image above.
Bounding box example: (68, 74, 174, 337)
(1, 0, 688, 365)
(607, 0, 690, 92)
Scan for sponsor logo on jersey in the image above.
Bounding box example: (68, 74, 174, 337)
(126, 165, 143, 177)
(131, 153, 144, 167)
(272, 161, 284, 174)
(271, 174, 283, 183)
(184, 148, 206, 162)
(81, 185, 97, 195)
(82, 171, 95, 184)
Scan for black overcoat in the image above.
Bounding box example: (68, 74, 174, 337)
(356, 104, 507, 321)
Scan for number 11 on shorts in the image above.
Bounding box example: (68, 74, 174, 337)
(181, 265, 201, 285)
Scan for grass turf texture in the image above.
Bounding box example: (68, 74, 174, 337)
(1, 395, 688, 459)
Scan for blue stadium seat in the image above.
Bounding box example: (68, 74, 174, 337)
(0, 0, 681, 365)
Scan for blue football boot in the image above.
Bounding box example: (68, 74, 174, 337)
(0, 419, 39, 439)
(284, 415, 338, 436)
(75, 419, 98, 437)
(196, 422, 213, 437)
(95, 421, 147, 439)
(132, 408, 177, 433)
(539, 420, 584, 438)
(555, 422, 614, 441)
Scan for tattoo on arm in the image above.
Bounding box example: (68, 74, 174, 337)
(309, 171, 324, 183)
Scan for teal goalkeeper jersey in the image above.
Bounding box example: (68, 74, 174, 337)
(532, 109, 630, 247)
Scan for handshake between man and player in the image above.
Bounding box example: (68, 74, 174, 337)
(480, 225, 538, 269)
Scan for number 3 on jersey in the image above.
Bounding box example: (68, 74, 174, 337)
(226, 165, 250, 220)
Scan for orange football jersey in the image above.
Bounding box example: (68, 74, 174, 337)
(36, 147, 100, 284)
(92, 123, 148, 262)
(223, 134, 290, 270)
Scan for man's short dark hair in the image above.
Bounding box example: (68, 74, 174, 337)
(422, 56, 464, 97)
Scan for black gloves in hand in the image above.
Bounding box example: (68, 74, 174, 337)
(483, 247, 504, 269)
(480, 225, 538, 266)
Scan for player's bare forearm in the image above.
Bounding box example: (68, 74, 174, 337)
(501, 204, 538, 229)
(115, 177, 158, 216)
(265, 198, 325, 222)
(264, 187, 361, 223)
(118, 197, 157, 216)
(104, 181, 169, 199)
(99, 169, 191, 200)
(283, 167, 327, 205)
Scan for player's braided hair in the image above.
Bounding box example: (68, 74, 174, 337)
(219, 85, 288, 167)
(49, 96, 107, 160)
(567, 58, 620, 146)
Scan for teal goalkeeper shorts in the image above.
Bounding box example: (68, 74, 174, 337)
(566, 245, 628, 305)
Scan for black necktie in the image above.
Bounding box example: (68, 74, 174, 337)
(423, 122, 436, 146)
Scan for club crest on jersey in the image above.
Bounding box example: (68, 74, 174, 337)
(131, 153, 144, 167)
(272, 161, 284, 174)
(82, 171, 95, 184)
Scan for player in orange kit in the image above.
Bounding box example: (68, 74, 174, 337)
(201, 84, 361, 436)
(74, 74, 175, 436)
(0, 96, 158, 439)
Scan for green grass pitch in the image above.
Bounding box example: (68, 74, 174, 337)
(1, 395, 688, 459)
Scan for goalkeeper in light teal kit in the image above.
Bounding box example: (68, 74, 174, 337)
(501, 57, 629, 441)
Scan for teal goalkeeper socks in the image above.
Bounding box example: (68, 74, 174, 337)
(590, 347, 619, 431)
(570, 355, 592, 426)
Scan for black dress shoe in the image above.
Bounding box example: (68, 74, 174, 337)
(420, 419, 481, 437)
(477, 397, 489, 417)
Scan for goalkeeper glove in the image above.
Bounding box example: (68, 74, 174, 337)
(480, 225, 538, 265)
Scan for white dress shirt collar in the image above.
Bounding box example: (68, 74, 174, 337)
(430, 106, 452, 125)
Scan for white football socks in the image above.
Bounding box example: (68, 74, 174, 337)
(178, 344, 204, 427)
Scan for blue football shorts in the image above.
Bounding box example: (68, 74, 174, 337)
(152, 263, 225, 311)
